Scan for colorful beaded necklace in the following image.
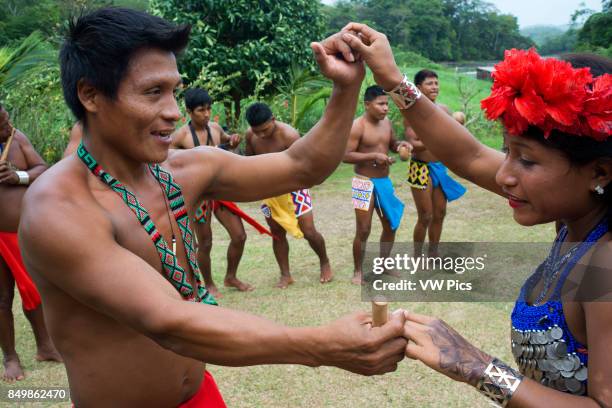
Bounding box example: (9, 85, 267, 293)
(77, 142, 217, 305)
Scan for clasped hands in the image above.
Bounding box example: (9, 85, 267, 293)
(323, 308, 492, 387)
(311, 23, 403, 91)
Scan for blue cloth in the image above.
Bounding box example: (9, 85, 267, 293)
(428, 162, 466, 202)
(371, 177, 405, 231)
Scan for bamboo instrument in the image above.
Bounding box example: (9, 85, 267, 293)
(371, 301, 388, 327)
(0, 126, 16, 162)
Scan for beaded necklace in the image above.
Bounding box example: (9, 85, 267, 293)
(77, 142, 217, 305)
(511, 217, 608, 395)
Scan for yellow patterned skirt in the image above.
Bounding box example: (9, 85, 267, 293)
(407, 158, 429, 189)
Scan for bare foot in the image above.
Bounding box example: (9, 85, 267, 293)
(2, 357, 25, 382)
(275, 275, 295, 289)
(224, 277, 255, 292)
(351, 272, 363, 285)
(319, 261, 333, 283)
(206, 284, 223, 299)
(35, 344, 63, 363)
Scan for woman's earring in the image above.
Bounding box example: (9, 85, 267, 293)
(595, 185, 605, 195)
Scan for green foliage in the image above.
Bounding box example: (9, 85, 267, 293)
(0, 31, 56, 89)
(578, 10, 612, 50)
(4, 64, 73, 163)
(0, 0, 60, 47)
(324, 0, 533, 62)
(149, 0, 325, 126)
(539, 28, 578, 55)
(521, 25, 567, 47)
(273, 64, 331, 131)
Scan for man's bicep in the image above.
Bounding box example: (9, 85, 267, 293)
(203, 149, 301, 201)
(21, 203, 178, 333)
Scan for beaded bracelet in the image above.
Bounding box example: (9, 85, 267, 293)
(384, 75, 422, 110)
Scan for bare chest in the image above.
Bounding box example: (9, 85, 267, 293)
(358, 124, 392, 153)
(91, 181, 194, 281)
(251, 136, 287, 154)
(4, 141, 27, 169)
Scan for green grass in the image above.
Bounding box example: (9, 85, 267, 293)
(7, 160, 554, 407)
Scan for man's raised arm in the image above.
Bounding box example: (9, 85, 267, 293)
(179, 34, 366, 202)
(341, 23, 506, 196)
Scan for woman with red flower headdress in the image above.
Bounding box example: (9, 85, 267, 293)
(339, 23, 612, 406)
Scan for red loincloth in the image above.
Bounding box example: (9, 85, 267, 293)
(0, 232, 41, 311)
(178, 371, 227, 408)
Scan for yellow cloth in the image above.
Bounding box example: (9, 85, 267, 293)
(263, 193, 303, 238)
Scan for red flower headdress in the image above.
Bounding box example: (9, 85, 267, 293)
(481, 48, 611, 141)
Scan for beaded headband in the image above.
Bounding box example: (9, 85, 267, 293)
(481, 48, 611, 142)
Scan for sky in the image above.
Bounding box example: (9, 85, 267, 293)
(321, 0, 604, 28)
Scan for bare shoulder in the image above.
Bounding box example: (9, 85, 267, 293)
(171, 125, 189, 147)
(209, 121, 224, 133)
(351, 116, 365, 133)
(13, 129, 31, 146)
(438, 104, 451, 115)
(580, 236, 612, 302)
(279, 121, 300, 138)
(20, 159, 111, 255)
(22, 159, 97, 217)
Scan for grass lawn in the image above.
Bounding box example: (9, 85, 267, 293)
(7, 157, 554, 407)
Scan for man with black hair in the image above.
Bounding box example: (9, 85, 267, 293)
(244, 102, 333, 288)
(344, 85, 411, 284)
(171, 88, 263, 297)
(19, 8, 407, 406)
(404, 69, 466, 257)
(0, 104, 61, 382)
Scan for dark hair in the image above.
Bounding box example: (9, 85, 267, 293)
(60, 7, 191, 121)
(561, 53, 612, 77)
(364, 85, 385, 102)
(245, 103, 273, 127)
(184, 88, 212, 111)
(524, 53, 612, 229)
(414, 69, 438, 86)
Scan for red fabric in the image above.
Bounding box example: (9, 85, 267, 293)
(0, 232, 41, 311)
(178, 371, 227, 408)
(216, 200, 275, 238)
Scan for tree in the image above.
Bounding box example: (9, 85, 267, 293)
(0, 0, 60, 47)
(149, 0, 325, 127)
(578, 10, 612, 49)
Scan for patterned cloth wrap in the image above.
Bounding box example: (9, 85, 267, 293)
(261, 189, 312, 239)
(0, 232, 42, 311)
(351, 176, 405, 231)
(510, 218, 608, 396)
(408, 159, 466, 202)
